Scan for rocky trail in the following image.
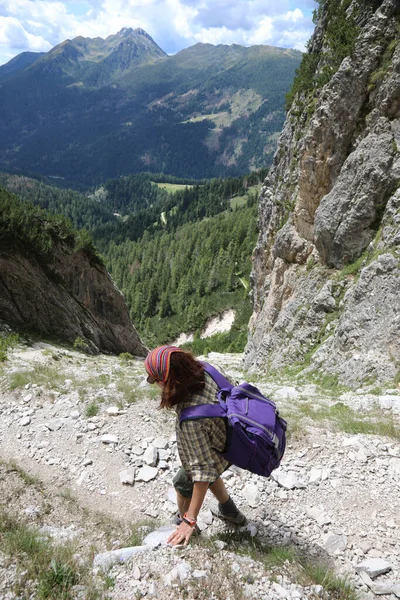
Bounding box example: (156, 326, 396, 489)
(0, 342, 399, 599)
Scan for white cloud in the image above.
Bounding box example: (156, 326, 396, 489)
(0, 0, 316, 66)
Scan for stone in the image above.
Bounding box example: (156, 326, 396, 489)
(20, 416, 31, 426)
(322, 533, 347, 555)
(100, 434, 119, 445)
(309, 468, 329, 484)
(45, 419, 64, 431)
(143, 446, 158, 467)
(355, 558, 393, 578)
(143, 525, 176, 548)
(164, 561, 192, 585)
(392, 584, 400, 598)
(192, 570, 207, 578)
(273, 387, 299, 401)
(93, 546, 149, 571)
(106, 406, 122, 415)
(136, 466, 158, 482)
(119, 469, 135, 485)
(306, 506, 331, 526)
(243, 484, 261, 508)
(370, 582, 394, 595)
(272, 582, 289, 597)
(272, 470, 306, 490)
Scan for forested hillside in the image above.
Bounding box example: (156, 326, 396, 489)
(0, 29, 301, 185)
(0, 171, 261, 350)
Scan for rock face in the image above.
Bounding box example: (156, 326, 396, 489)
(0, 240, 147, 356)
(245, 0, 400, 387)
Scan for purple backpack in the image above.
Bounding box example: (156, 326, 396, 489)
(179, 363, 287, 478)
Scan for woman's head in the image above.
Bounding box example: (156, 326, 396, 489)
(144, 345, 205, 408)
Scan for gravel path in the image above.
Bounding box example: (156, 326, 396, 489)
(0, 343, 399, 599)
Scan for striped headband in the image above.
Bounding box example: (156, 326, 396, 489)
(144, 345, 184, 384)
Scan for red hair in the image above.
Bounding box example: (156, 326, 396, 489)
(160, 351, 205, 409)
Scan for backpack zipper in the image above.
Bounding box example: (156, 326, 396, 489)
(229, 413, 279, 448)
(236, 386, 276, 408)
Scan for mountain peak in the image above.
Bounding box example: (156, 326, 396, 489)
(117, 27, 134, 36)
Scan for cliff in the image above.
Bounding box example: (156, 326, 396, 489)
(0, 189, 147, 356)
(245, 0, 400, 388)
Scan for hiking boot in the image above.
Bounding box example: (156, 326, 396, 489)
(211, 497, 247, 526)
(173, 512, 183, 526)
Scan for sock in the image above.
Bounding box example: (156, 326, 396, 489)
(219, 496, 237, 515)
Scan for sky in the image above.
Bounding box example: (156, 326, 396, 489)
(0, 0, 317, 67)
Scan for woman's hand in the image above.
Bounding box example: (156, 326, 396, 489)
(167, 521, 196, 546)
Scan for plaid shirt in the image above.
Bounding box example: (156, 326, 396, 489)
(175, 372, 229, 482)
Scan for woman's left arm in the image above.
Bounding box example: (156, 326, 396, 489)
(167, 481, 208, 546)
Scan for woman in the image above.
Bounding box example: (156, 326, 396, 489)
(144, 345, 246, 546)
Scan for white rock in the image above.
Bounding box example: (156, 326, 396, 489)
(153, 437, 168, 449)
(370, 582, 394, 595)
(192, 570, 207, 578)
(143, 446, 158, 467)
(243, 484, 260, 508)
(272, 470, 305, 490)
(136, 466, 158, 482)
(164, 561, 192, 585)
(167, 487, 177, 503)
(70, 410, 80, 419)
(355, 558, 393, 578)
(143, 525, 176, 548)
(101, 434, 119, 444)
(131, 445, 144, 456)
(93, 546, 148, 571)
(20, 416, 31, 426)
(309, 468, 329, 484)
(273, 387, 299, 401)
(392, 584, 400, 598)
(119, 470, 135, 485)
(23, 394, 33, 403)
(307, 506, 331, 526)
(322, 533, 347, 555)
(388, 458, 400, 476)
(106, 406, 121, 415)
(45, 419, 64, 431)
(272, 582, 289, 597)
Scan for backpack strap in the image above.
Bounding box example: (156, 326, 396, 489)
(179, 363, 231, 427)
(202, 362, 233, 392)
(180, 403, 225, 424)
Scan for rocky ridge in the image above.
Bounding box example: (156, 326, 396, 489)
(0, 234, 147, 357)
(245, 0, 400, 388)
(0, 343, 399, 599)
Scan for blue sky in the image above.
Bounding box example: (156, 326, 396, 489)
(0, 0, 317, 66)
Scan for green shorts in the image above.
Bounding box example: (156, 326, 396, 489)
(172, 467, 217, 498)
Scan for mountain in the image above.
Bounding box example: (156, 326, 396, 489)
(0, 30, 301, 186)
(245, 0, 400, 388)
(0, 186, 147, 356)
(0, 51, 46, 82)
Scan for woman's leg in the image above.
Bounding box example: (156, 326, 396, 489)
(176, 490, 191, 517)
(209, 476, 229, 503)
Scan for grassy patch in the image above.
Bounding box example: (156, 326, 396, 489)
(289, 401, 400, 440)
(85, 401, 99, 417)
(4, 460, 43, 488)
(0, 332, 19, 362)
(116, 380, 137, 404)
(9, 366, 67, 391)
(0, 509, 104, 600)
(127, 519, 158, 546)
(154, 182, 194, 194)
(300, 560, 359, 599)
